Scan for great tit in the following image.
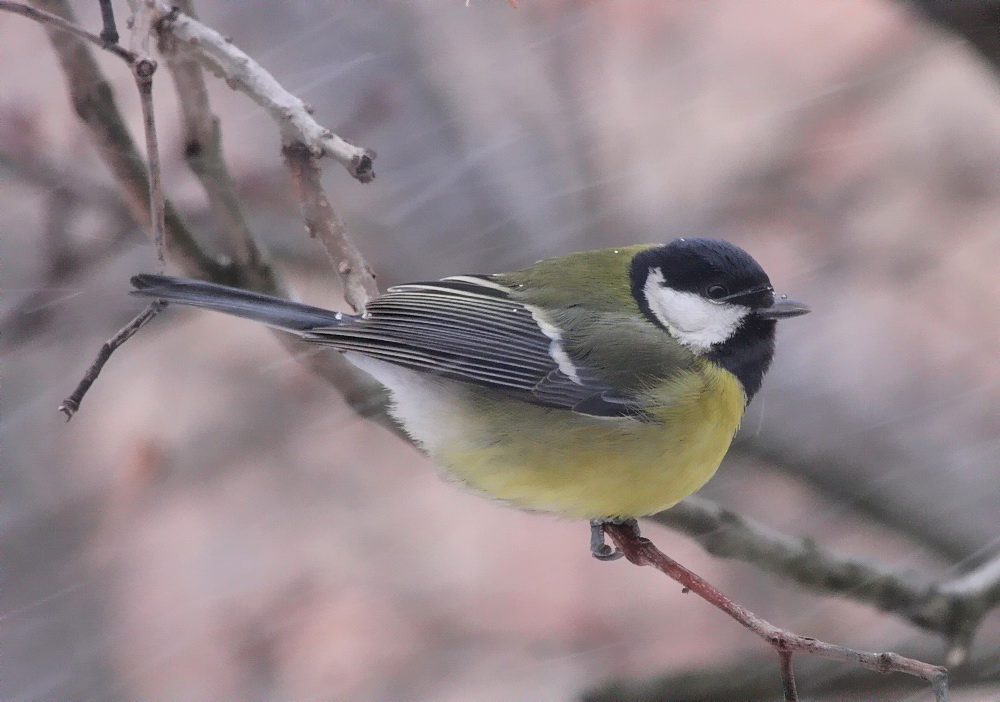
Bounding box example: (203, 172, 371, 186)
(131, 238, 809, 559)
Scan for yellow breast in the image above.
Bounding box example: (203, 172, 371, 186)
(431, 361, 747, 519)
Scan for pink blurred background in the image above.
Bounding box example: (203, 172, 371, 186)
(2, 1, 998, 700)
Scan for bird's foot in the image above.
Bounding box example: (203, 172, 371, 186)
(589, 517, 639, 561)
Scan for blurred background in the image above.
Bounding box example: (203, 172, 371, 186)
(2, 1, 999, 700)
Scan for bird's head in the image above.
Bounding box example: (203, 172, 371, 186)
(629, 238, 810, 355)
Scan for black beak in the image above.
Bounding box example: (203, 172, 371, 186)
(756, 298, 811, 320)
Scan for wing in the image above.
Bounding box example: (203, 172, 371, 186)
(303, 275, 647, 418)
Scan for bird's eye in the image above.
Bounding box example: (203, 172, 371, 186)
(706, 284, 729, 300)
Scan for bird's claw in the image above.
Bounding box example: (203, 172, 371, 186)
(590, 518, 638, 561)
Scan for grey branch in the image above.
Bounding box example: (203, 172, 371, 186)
(58, 301, 166, 419)
(0, 0, 135, 61)
(147, 1, 376, 183)
(584, 646, 1000, 702)
(158, 0, 395, 435)
(159, 0, 282, 295)
(652, 496, 1000, 663)
(282, 142, 380, 314)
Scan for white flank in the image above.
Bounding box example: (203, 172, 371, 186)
(643, 268, 748, 352)
(343, 352, 464, 454)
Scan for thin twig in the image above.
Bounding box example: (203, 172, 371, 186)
(778, 649, 798, 702)
(60, 52, 166, 419)
(282, 142, 379, 313)
(18, 0, 394, 433)
(132, 56, 165, 266)
(26, 0, 222, 278)
(97, 0, 118, 44)
(146, 1, 376, 183)
(13, 0, 178, 418)
(0, 0, 135, 61)
(59, 301, 166, 419)
(604, 522, 950, 701)
(155, 0, 396, 432)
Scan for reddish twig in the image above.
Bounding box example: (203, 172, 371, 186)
(604, 522, 950, 702)
(652, 496, 1000, 660)
(282, 142, 379, 313)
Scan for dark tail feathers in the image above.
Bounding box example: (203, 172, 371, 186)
(130, 274, 352, 332)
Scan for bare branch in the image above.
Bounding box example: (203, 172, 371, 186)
(151, 0, 396, 434)
(11, 0, 197, 416)
(16, 0, 390, 432)
(282, 142, 379, 313)
(651, 496, 1000, 659)
(583, 646, 1000, 702)
(158, 0, 279, 293)
(97, 0, 118, 44)
(604, 521, 950, 702)
(778, 649, 798, 702)
(25, 0, 223, 279)
(59, 301, 166, 419)
(131, 56, 165, 266)
(148, 2, 376, 183)
(0, 0, 135, 61)
(60, 50, 165, 418)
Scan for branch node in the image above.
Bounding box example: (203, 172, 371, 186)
(350, 151, 377, 184)
(133, 57, 157, 80)
(875, 651, 894, 674)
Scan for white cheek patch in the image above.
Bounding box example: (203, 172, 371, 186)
(644, 268, 748, 352)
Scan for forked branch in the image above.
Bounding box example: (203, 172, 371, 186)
(148, 1, 377, 183)
(282, 143, 379, 313)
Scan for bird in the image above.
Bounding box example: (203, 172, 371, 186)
(131, 238, 809, 559)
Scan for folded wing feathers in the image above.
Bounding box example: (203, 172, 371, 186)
(330, 279, 645, 417)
